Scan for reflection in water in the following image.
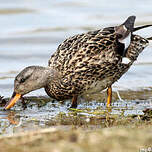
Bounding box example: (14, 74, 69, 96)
(6, 111, 19, 125)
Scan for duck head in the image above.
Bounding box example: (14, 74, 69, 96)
(4, 66, 54, 110)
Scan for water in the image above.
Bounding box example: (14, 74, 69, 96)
(0, 0, 152, 135)
(0, 98, 151, 135)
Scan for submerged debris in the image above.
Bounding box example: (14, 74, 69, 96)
(141, 108, 152, 121)
(0, 96, 7, 107)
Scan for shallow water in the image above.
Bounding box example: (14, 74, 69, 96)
(0, 91, 152, 135)
(0, 0, 152, 135)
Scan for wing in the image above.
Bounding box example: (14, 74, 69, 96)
(48, 27, 117, 73)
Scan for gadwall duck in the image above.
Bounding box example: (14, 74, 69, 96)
(5, 16, 152, 110)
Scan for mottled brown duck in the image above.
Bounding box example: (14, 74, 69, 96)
(5, 16, 152, 110)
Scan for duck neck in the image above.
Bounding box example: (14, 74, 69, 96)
(39, 67, 57, 86)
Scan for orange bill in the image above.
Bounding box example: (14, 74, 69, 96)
(5, 92, 21, 110)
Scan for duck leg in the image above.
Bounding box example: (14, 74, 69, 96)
(70, 95, 78, 108)
(106, 86, 112, 107)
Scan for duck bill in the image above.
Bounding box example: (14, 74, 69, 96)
(5, 92, 21, 110)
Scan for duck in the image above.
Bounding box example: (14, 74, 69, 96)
(4, 16, 152, 110)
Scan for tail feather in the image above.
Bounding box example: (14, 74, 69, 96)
(122, 16, 136, 31)
(147, 37, 152, 40)
(133, 24, 152, 40)
(133, 24, 152, 32)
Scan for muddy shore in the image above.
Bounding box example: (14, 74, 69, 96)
(0, 126, 152, 152)
(0, 89, 152, 152)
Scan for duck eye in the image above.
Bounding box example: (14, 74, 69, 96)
(20, 78, 26, 83)
(19, 74, 31, 83)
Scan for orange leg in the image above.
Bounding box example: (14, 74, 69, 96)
(106, 86, 112, 107)
(70, 95, 78, 108)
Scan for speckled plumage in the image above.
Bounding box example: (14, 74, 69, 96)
(46, 26, 149, 101)
(5, 16, 152, 110)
